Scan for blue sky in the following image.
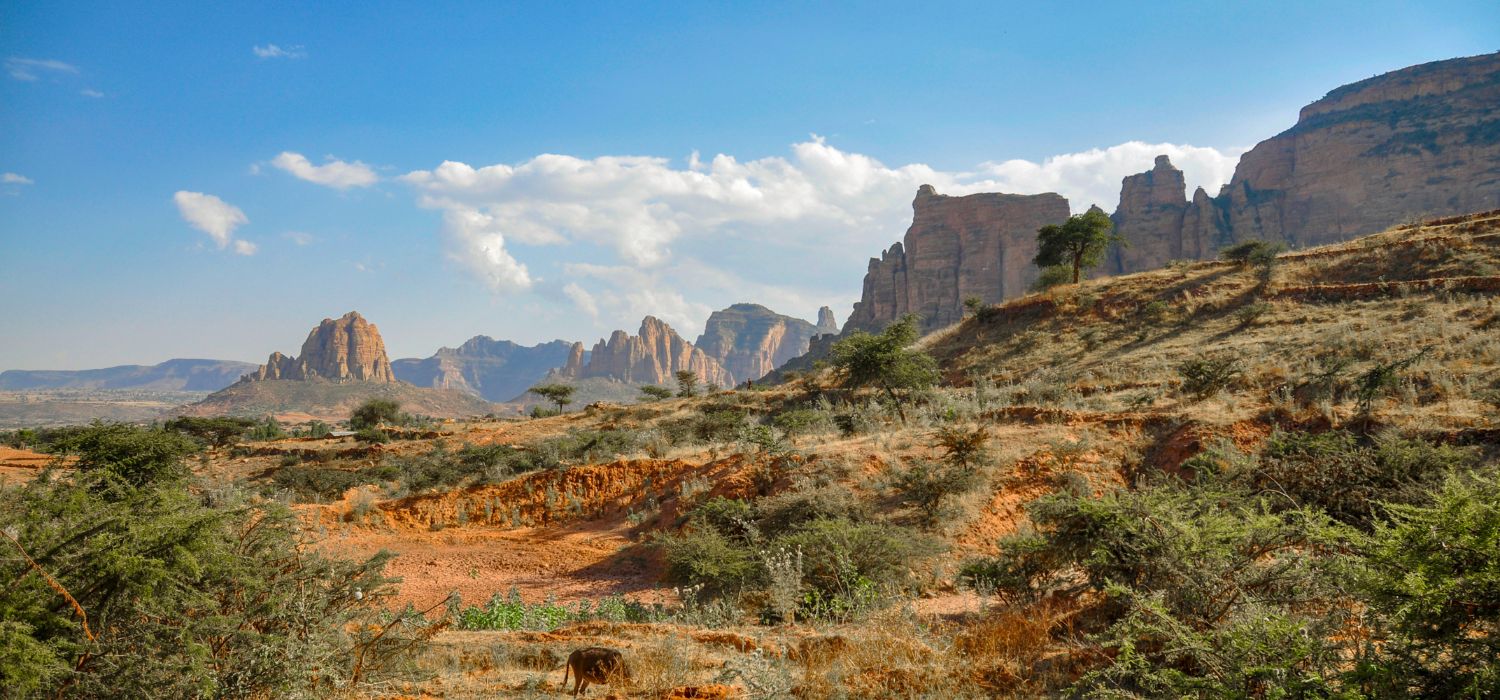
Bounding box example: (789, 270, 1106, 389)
(2, 1, 1497, 370)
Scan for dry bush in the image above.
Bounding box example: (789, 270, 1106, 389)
(952, 598, 1083, 695)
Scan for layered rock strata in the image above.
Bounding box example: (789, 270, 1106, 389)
(559, 316, 734, 388)
(247, 311, 396, 383)
(694, 304, 838, 383)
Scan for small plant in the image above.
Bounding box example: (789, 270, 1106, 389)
(1235, 300, 1272, 326)
(350, 399, 404, 430)
(1177, 354, 1243, 398)
(1139, 299, 1169, 324)
(1355, 348, 1430, 415)
(638, 384, 673, 402)
(1219, 239, 1286, 267)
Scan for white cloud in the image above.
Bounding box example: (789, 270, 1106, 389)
(562, 263, 712, 337)
(562, 282, 599, 320)
(173, 191, 250, 252)
(270, 151, 378, 189)
(401, 137, 1244, 319)
(973, 141, 1244, 212)
(232, 239, 258, 256)
(79, 88, 103, 98)
(2, 172, 34, 185)
(5, 57, 78, 82)
(441, 209, 533, 292)
(252, 44, 306, 59)
(282, 231, 314, 246)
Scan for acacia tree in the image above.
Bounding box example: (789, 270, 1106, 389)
(675, 370, 699, 398)
(1033, 208, 1120, 284)
(828, 314, 938, 422)
(528, 383, 575, 413)
(638, 385, 673, 402)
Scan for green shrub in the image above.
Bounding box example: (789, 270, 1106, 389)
(354, 427, 390, 443)
(888, 458, 981, 527)
(1227, 430, 1475, 528)
(1354, 475, 1500, 697)
(350, 398, 405, 430)
(1177, 354, 1243, 398)
(653, 527, 758, 596)
(769, 407, 832, 437)
(49, 422, 200, 492)
(1219, 239, 1286, 266)
(958, 530, 1059, 604)
(755, 481, 869, 537)
(690, 497, 758, 543)
(0, 461, 429, 696)
(775, 517, 932, 600)
(163, 416, 257, 448)
(1234, 300, 1272, 326)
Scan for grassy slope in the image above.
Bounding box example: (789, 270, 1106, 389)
(205, 212, 1499, 698)
(181, 379, 497, 422)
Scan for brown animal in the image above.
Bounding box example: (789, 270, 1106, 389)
(562, 646, 628, 697)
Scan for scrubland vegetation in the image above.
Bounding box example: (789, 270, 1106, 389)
(2, 213, 1498, 697)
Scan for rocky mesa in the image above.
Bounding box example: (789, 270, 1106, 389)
(1109, 51, 1500, 273)
(247, 311, 396, 383)
(558, 316, 735, 389)
(841, 52, 1500, 339)
(844, 187, 1071, 334)
(694, 304, 837, 383)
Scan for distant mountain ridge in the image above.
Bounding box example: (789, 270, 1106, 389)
(694, 303, 837, 383)
(392, 336, 579, 402)
(0, 359, 257, 392)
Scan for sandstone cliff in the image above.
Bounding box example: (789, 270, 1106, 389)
(1109, 52, 1500, 272)
(559, 316, 734, 388)
(694, 304, 836, 383)
(844, 186, 1071, 334)
(392, 337, 577, 402)
(247, 311, 396, 383)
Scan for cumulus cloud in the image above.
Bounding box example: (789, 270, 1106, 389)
(270, 151, 378, 189)
(79, 88, 103, 98)
(5, 57, 78, 81)
(2, 172, 34, 185)
(173, 191, 253, 253)
(402, 137, 1243, 331)
(252, 44, 306, 59)
(562, 282, 599, 320)
(441, 209, 532, 292)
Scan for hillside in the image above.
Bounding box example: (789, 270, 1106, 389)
(0, 358, 256, 391)
(392, 336, 577, 402)
(164, 212, 1499, 697)
(179, 379, 496, 422)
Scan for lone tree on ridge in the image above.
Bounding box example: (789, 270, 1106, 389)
(1033, 208, 1120, 285)
(528, 383, 575, 413)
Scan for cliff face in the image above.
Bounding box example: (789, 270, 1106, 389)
(392, 337, 577, 402)
(844, 186, 1071, 334)
(560, 316, 734, 388)
(247, 311, 396, 383)
(1110, 52, 1500, 272)
(694, 304, 837, 383)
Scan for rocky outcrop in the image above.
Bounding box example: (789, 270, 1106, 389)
(392, 337, 578, 402)
(559, 316, 734, 388)
(246, 311, 396, 383)
(1109, 52, 1500, 272)
(844, 186, 1071, 334)
(693, 304, 836, 383)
